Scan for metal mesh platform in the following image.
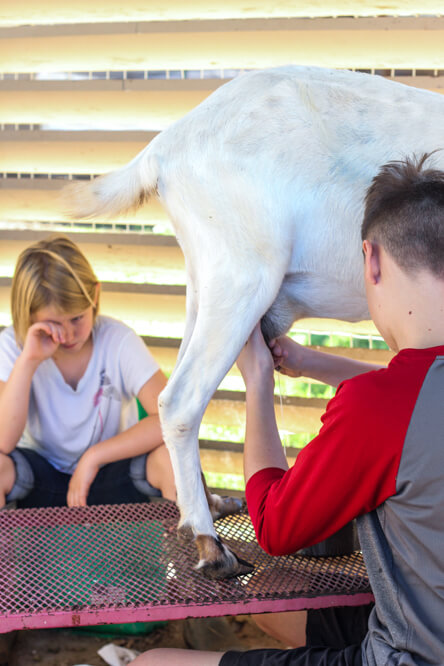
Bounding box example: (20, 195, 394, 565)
(0, 501, 373, 632)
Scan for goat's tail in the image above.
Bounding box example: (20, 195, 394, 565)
(61, 146, 159, 220)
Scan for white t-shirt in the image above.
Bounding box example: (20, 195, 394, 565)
(0, 315, 159, 474)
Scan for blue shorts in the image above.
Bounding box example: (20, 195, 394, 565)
(6, 448, 162, 508)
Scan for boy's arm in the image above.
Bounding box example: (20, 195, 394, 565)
(67, 369, 167, 507)
(237, 325, 400, 556)
(238, 326, 384, 483)
(237, 325, 288, 481)
(270, 336, 385, 387)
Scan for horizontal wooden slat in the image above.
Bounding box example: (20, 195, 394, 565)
(0, 76, 443, 128)
(0, 227, 176, 245)
(389, 76, 444, 94)
(0, 284, 186, 336)
(294, 318, 379, 337)
(0, 235, 186, 285)
(202, 394, 326, 433)
(0, 130, 151, 174)
(200, 447, 297, 477)
(0, 79, 225, 129)
(200, 449, 244, 476)
(143, 334, 391, 359)
(0, 180, 168, 224)
(142, 343, 392, 379)
(1, 18, 444, 73)
(1, 1, 442, 27)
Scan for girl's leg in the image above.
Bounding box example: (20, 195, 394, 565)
(0, 453, 15, 507)
(131, 648, 224, 666)
(145, 444, 176, 501)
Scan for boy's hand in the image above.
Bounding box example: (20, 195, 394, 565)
(22, 321, 66, 364)
(67, 451, 99, 507)
(236, 324, 275, 386)
(268, 336, 308, 378)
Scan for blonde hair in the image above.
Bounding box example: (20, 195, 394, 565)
(11, 235, 99, 345)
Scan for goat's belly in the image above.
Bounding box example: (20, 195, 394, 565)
(261, 272, 369, 341)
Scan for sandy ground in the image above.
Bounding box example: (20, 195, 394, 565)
(4, 615, 287, 665)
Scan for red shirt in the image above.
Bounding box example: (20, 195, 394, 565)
(245, 347, 441, 556)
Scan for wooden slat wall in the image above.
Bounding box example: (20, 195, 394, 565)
(0, 80, 225, 129)
(1, 19, 444, 73)
(1, 1, 442, 26)
(0, 4, 436, 489)
(0, 75, 443, 131)
(0, 180, 167, 225)
(1, 130, 154, 174)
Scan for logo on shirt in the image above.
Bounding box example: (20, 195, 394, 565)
(93, 370, 120, 406)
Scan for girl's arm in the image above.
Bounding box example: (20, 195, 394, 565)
(67, 369, 168, 507)
(269, 336, 385, 387)
(0, 322, 64, 453)
(0, 357, 38, 453)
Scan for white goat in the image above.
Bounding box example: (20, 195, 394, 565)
(64, 65, 444, 578)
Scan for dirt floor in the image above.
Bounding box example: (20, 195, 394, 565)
(3, 615, 287, 665)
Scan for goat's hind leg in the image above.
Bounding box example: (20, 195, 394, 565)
(158, 276, 281, 578)
(176, 471, 243, 546)
(176, 277, 243, 524)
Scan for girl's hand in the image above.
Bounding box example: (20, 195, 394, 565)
(67, 451, 99, 507)
(22, 321, 65, 364)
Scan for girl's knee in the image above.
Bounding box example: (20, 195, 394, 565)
(146, 445, 176, 502)
(0, 453, 16, 506)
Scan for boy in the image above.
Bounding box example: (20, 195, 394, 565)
(133, 153, 444, 665)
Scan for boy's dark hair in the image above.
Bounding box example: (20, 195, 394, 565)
(361, 152, 444, 276)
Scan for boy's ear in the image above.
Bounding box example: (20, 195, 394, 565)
(362, 240, 381, 285)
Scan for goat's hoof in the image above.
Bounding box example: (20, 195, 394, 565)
(195, 534, 254, 579)
(209, 494, 244, 522)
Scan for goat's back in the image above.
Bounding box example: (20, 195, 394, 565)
(151, 66, 444, 320)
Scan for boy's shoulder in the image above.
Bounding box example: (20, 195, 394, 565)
(336, 346, 444, 420)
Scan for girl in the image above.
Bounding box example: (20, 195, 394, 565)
(0, 234, 176, 508)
